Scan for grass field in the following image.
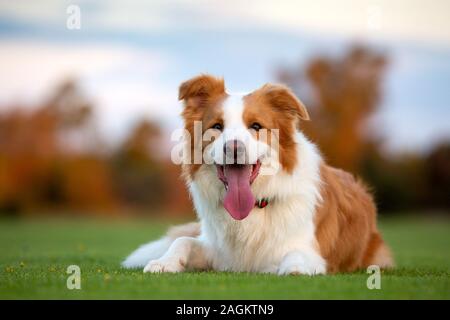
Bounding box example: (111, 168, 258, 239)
(0, 215, 449, 299)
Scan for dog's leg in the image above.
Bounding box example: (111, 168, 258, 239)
(122, 237, 174, 268)
(122, 222, 200, 268)
(143, 236, 208, 273)
(278, 250, 327, 275)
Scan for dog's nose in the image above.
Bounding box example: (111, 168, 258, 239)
(224, 139, 246, 163)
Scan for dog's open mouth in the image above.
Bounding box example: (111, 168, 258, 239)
(216, 160, 261, 220)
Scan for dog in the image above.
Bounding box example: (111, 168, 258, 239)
(122, 74, 393, 275)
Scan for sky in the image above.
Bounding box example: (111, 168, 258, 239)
(0, 0, 449, 153)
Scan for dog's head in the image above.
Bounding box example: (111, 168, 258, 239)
(179, 74, 310, 220)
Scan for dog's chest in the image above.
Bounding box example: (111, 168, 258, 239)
(201, 204, 315, 273)
(210, 216, 284, 272)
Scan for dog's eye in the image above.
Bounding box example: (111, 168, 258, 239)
(211, 123, 223, 131)
(250, 122, 262, 131)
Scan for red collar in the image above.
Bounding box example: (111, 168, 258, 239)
(255, 198, 269, 208)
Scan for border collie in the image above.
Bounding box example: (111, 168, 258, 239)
(123, 74, 393, 275)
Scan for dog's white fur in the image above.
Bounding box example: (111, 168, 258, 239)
(122, 93, 327, 275)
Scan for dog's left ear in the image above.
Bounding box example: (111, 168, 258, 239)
(261, 84, 310, 124)
(178, 74, 225, 102)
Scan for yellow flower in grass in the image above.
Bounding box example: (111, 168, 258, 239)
(5, 266, 14, 273)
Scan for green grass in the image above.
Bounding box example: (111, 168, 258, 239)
(0, 215, 449, 299)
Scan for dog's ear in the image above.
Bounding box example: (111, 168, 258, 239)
(178, 74, 225, 101)
(260, 83, 310, 124)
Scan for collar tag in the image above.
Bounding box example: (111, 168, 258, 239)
(256, 198, 269, 208)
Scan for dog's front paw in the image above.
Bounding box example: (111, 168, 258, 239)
(143, 258, 184, 273)
(278, 263, 325, 276)
(278, 252, 326, 276)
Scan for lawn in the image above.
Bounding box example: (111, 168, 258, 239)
(0, 215, 449, 299)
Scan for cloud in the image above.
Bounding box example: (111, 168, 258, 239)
(0, 39, 167, 101)
(220, 0, 450, 46)
(0, 39, 179, 142)
(0, 0, 66, 25)
(1, 0, 450, 46)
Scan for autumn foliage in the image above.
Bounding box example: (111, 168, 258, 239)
(0, 81, 190, 216)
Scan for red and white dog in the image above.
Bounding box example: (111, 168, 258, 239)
(123, 74, 393, 275)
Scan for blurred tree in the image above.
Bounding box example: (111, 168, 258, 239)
(424, 143, 450, 209)
(361, 151, 428, 212)
(112, 120, 168, 210)
(279, 46, 387, 173)
(119, 120, 161, 163)
(0, 80, 116, 214)
(0, 78, 192, 216)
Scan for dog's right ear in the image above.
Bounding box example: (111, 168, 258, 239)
(178, 74, 225, 102)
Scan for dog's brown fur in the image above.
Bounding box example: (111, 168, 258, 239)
(243, 84, 309, 173)
(179, 75, 227, 180)
(315, 164, 393, 273)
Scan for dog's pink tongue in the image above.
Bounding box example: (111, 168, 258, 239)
(223, 165, 255, 220)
